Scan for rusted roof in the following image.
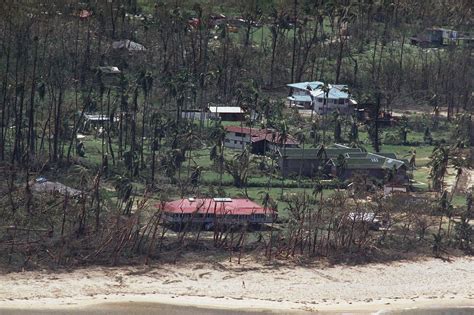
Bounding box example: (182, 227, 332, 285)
(224, 126, 299, 145)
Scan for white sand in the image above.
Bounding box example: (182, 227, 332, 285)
(1, 257, 474, 313)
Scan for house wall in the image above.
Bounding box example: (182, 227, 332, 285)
(291, 89, 313, 108)
(313, 98, 350, 114)
(267, 143, 299, 152)
(163, 212, 273, 226)
(338, 169, 386, 181)
(224, 132, 251, 149)
(336, 167, 409, 183)
(293, 90, 309, 97)
(219, 113, 245, 121)
(279, 157, 324, 177)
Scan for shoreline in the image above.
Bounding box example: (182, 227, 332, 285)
(1, 257, 474, 314)
(1, 293, 474, 314)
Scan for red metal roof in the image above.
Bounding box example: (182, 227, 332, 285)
(224, 126, 299, 145)
(79, 10, 93, 19)
(225, 125, 262, 134)
(160, 198, 274, 215)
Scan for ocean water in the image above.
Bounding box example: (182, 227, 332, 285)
(0, 302, 304, 315)
(386, 308, 474, 315)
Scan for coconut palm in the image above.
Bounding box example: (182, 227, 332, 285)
(277, 120, 289, 197)
(209, 122, 226, 186)
(428, 145, 450, 192)
(225, 147, 252, 190)
(295, 128, 307, 187)
(311, 118, 320, 147)
(334, 154, 346, 178)
(349, 115, 359, 143)
(333, 110, 342, 143)
(321, 83, 330, 144)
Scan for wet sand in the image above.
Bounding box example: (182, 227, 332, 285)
(1, 302, 473, 315)
(0, 302, 302, 315)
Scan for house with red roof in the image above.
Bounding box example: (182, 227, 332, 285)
(159, 198, 276, 230)
(224, 126, 299, 155)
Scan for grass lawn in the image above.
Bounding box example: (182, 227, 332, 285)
(76, 115, 469, 217)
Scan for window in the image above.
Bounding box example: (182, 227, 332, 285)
(225, 139, 230, 143)
(235, 132, 246, 137)
(317, 98, 323, 102)
(234, 140, 238, 144)
(338, 98, 345, 104)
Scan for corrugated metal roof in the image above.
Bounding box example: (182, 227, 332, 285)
(224, 126, 299, 145)
(287, 81, 323, 90)
(337, 152, 406, 170)
(225, 125, 259, 134)
(287, 95, 312, 102)
(374, 152, 398, 159)
(280, 147, 362, 160)
(310, 87, 349, 99)
(288, 81, 349, 99)
(161, 198, 274, 215)
(31, 181, 83, 197)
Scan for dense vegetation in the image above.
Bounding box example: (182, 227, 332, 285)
(0, 0, 472, 269)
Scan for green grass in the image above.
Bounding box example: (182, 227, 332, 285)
(76, 115, 466, 217)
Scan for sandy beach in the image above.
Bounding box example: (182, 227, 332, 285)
(1, 257, 474, 314)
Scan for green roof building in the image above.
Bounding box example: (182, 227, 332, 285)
(279, 144, 409, 184)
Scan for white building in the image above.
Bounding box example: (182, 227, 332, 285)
(287, 81, 357, 114)
(224, 126, 299, 155)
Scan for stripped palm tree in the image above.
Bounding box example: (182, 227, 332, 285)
(278, 120, 289, 197)
(428, 145, 450, 192)
(209, 122, 226, 186)
(349, 115, 359, 143)
(321, 82, 330, 144)
(315, 144, 327, 178)
(295, 128, 307, 188)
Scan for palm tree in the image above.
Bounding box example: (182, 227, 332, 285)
(349, 115, 358, 143)
(333, 110, 342, 143)
(278, 120, 289, 197)
(225, 147, 252, 191)
(295, 128, 306, 188)
(428, 145, 450, 192)
(334, 154, 347, 179)
(312, 180, 324, 254)
(321, 83, 330, 144)
(209, 122, 226, 186)
(436, 190, 450, 237)
(68, 165, 92, 235)
(315, 144, 327, 177)
(408, 149, 416, 170)
(399, 126, 409, 145)
(311, 118, 320, 147)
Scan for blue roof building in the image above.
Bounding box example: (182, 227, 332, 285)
(287, 81, 356, 114)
